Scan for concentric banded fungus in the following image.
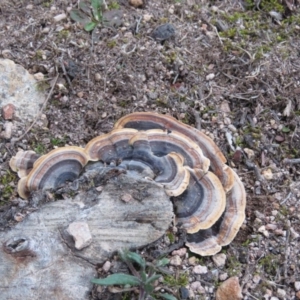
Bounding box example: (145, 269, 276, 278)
(9, 150, 40, 178)
(174, 168, 226, 233)
(10, 112, 246, 256)
(114, 112, 235, 192)
(17, 146, 88, 199)
(86, 129, 190, 197)
(129, 129, 210, 172)
(185, 171, 246, 256)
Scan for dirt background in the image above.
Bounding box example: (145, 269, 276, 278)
(0, 0, 300, 299)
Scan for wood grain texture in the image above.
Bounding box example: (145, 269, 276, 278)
(0, 172, 173, 300)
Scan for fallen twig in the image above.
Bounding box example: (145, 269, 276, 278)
(283, 158, 300, 165)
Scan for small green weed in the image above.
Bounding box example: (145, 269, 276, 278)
(50, 137, 66, 147)
(0, 171, 16, 201)
(108, 1, 119, 9)
(92, 249, 177, 300)
(34, 143, 47, 155)
(70, 0, 104, 32)
(164, 273, 188, 287)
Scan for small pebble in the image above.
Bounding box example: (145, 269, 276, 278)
(277, 288, 286, 298)
(102, 261, 111, 272)
(172, 248, 187, 257)
(206, 73, 215, 81)
(212, 253, 227, 268)
(219, 273, 228, 281)
(294, 281, 300, 291)
(121, 193, 132, 203)
(2, 103, 15, 120)
(193, 265, 208, 274)
(169, 255, 182, 266)
(188, 256, 197, 265)
(53, 13, 67, 22)
(179, 287, 189, 299)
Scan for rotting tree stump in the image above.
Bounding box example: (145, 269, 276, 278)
(0, 172, 173, 300)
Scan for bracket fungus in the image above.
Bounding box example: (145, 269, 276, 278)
(14, 147, 89, 199)
(10, 112, 246, 256)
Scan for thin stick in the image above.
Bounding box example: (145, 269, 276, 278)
(15, 74, 59, 142)
(283, 158, 300, 165)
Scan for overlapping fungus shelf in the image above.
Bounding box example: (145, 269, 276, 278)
(10, 112, 246, 256)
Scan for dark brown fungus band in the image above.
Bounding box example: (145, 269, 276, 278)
(17, 147, 89, 199)
(114, 112, 235, 192)
(185, 171, 246, 256)
(129, 129, 210, 172)
(173, 168, 226, 234)
(84, 128, 138, 162)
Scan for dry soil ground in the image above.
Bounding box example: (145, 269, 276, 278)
(1, 0, 300, 299)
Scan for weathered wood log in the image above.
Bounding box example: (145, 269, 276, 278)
(0, 171, 173, 300)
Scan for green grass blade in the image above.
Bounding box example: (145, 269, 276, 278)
(92, 273, 140, 286)
(70, 9, 90, 26)
(146, 274, 161, 285)
(91, 0, 102, 21)
(120, 250, 146, 270)
(158, 293, 177, 300)
(156, 258, 170, 267)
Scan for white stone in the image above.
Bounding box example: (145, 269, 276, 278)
(53, 13, 67, 22)
(244, 148, 255, 159)
(295, 281, 300, 291)
(277, 288, 286, 298)
(193, 265, 208, 274)
(219, 273, 228, 281)
(0, 59, 45, 123)
(172, 248, 187, 257)
(67, 221, 92, 250)
(1, 121, 13, 139)
(266, 224, 277, 231)
(102, 261, 111, 272)
(169, 255, 182, 266)
(262, 168, 273, 180)
(212, 253, 226, 267)
(143, 14, 152, 21)
(290, 227, 300, 240)
(188, 256, 197, 265)
(33, 72, 44, 81)
(206, 73, 215, 81)
(190, 281, 205, 293)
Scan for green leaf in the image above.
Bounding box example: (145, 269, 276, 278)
(146, 274, 161, 285)
(140, 271, 147, 282)
(92, 273, 140, 286)
(91, 0, 102, 21)
(282, 126, 290, 133)
(84, 21, 97, 31)
(70, 9, 90, 26)
(120, 250, 146, 270)
(156, 258, 170, 267)
(79, 0, 91, 14)
(158, 293, 178, 300)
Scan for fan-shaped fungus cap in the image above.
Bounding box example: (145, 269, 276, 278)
(114, 112, 234, 192)
(86, 129, 190, 197)
(128, 131, 190, 197)
(9, 150, 40, 178)
(173, 168, 226, 233)
(18, 146, 89, 199)
(130, 129, 210, 172)
(185, 171, 246, 256)
(85, 128, 138, 162)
